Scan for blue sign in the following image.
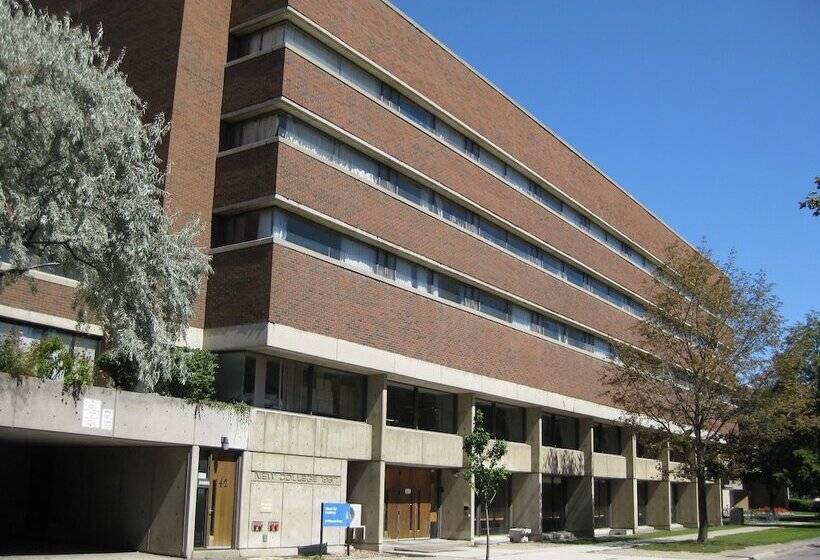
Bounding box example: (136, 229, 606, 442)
(321, 502, 354, 527)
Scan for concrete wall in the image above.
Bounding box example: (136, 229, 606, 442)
(611, 479, 637, 531)
(237, 451, 348, 554)
(634, 458, 663, 481)
(501, 441, 533, 473)
(675, 483, 699, 527)
(248, 408, 371, 460)
(382, 426, 462, 467)
(541, 447, 585, 476)
(510, 473, 541, 536)
(347, 461, 385, 549)
(0, 373, 249, 449)
(0, 445, 190, 556)
(705, 483, 723, 526)
(592, 453, 627, 479)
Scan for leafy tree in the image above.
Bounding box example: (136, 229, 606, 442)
(799, 177, 820, 216)
(463, 409, 509, 560)
(605, 244, 782, 543)
(154, 349, 217, 403)
(737, 313, 819, 511)
(0, 0, 210, 387)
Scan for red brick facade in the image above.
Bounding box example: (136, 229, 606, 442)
(14, 1, 697, 411)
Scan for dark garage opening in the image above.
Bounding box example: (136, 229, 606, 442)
(0, 432, 192, 557)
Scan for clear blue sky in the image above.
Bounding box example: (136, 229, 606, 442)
(391, 0, 819, 326)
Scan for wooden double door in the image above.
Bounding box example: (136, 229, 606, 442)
(384, 467, 438, 540)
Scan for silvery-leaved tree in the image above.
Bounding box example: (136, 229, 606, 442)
(0, 0, 210, 387)
(605, 243, 781, 544)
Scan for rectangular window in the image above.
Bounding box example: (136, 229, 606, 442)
(386, 383, 416, 428)
(477, 401, 524, 442)
(477, 290, 510, 322)
(566, 326, 594, 353)
(263, 358, 280, 409)
(594, 479, 611, 528)
(417, 387, 456, 434)
(531, 314, 561, 341)
(477, 217, 507, 248)
(311, 366, 365, 421)
(436, 274, 464, 305)
(284, 213, 341, 259)
(593, 423, 622, 455)
(564, 265, 586, 287)
(542, 414, 579, 449)
(464, 138, 480, 160)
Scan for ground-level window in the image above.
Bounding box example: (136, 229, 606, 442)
(637, 481, 649, 526)
(475, 478, 510, 536)
(593, 478, 612, 529)
(542, 476, 569, 532)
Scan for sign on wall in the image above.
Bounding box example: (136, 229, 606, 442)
(321, 502, 355, 527)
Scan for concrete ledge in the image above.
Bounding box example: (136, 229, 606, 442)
(0, 372, 250, 448)
(635, 457, 663, 480)
(382, 425, 462, 467)
(592, 452, 628, 479)
(541, 446, 585, 476)
(502, 441, 534, 472)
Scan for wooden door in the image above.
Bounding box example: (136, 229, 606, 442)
(208, 452, 237, 548)
(384, 467, 434, 540)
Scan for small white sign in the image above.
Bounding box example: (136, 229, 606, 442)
(81, 398, 102, 429)
(101, 408, 114, 430)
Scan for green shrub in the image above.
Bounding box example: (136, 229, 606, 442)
(0, 332, 28, 377)
(788, 497, 820, 512)
(28, 336, 72, 379)
(96, 349, 141, 391)
(154, 349, 217, 402)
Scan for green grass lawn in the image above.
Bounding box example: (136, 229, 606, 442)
(640, 526, 820, 553)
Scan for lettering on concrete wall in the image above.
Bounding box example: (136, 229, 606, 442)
(252, 470, 340, 486)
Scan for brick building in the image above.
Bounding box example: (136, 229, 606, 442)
(1, 0, 724, 556)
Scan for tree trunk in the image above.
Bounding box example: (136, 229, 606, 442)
(696, 473, 709, 543)
(768, 484, 778, 521)
(485, 500, 490, 560)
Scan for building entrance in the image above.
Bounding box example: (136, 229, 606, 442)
(384, 466, 438, 539)
(542, 476, 568, 532)
(194, 449, 239, 549)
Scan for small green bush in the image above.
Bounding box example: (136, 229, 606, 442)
(28, 336, 72, 379)
(0, 332, 28, 377)
(97, 349, 141, 391)
(154, 349, 217, 403)
(788, 497, 820, 512)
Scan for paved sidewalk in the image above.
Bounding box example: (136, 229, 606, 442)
(640, 526, 773, 542)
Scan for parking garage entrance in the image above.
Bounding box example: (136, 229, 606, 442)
(0, 429, 193, 557)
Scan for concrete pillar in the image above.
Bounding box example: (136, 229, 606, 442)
(366, 374, 387, 460)
(647, 481, 672, 529)
(508, 408, 542, 537)
(183, 445, 199, 558)
(705, 483, 723, 526)
(440, 393, 475, 541)
(611, 479, 637, 531)
(511, 473, 541, 536)
(347, 461, 385, 550)
(613, 431, 637, 531)
(677, 482, 699, 527)
(566, 419, 594, 537)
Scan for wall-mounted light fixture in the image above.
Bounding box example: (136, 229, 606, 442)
(221, 436, 230, 450)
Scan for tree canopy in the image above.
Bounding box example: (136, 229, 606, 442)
(605, 244, 782, 542)
(0, 1, 209, 385)
(799, 177, 820, 216)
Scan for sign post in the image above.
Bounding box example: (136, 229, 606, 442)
(319, 502, 358, 556)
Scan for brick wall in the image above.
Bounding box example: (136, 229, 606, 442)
(269, 243, 615, 407)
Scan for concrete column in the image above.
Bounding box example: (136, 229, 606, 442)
(440, 393, 475, 541)
(347, 461, 385, 550)
(647, 481, 672, 529)
(613, 431, 638, 531)
(678, 482, 700, 527)
(366, 374, 387, 461)
(508, 408, 542, 537)
(511, 473, 541, 536)
(183, 445, 199, 558)
(705, 483, 723, 526)
(566, 419, 594, 537)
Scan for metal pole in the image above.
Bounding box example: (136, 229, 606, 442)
(319, 502, 324, 557)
